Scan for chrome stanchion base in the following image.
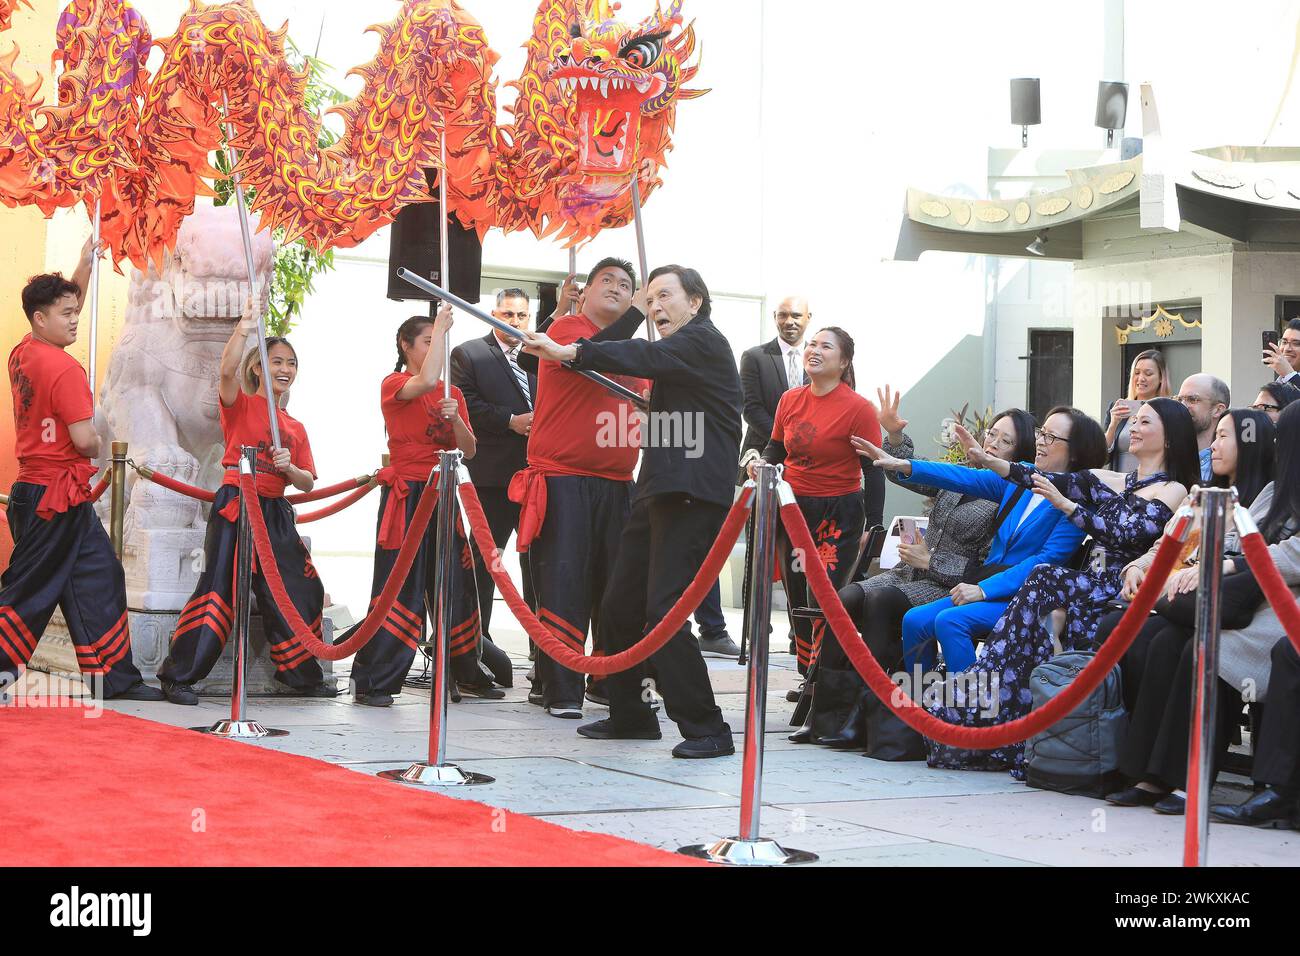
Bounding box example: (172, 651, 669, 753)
(192, 720, 289, 739)
(377, 762, 494, 787)
(677, 837, 818, 866)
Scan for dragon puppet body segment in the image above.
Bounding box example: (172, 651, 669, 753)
(0, 0, 703, 269)
(0, 0, 148, 233)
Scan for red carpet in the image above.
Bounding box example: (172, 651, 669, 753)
(0, 707, 704, 867)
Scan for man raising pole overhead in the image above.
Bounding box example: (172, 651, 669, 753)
(0, 238, 163, 701)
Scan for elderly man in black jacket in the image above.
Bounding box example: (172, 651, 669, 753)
(449, 288, 537, 646)
(523, 264, 739, 758)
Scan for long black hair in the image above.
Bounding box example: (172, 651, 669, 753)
(1261, 401, 1300, 543)
(990, 407, 1037, 465)
(1214, 410, 1275, 509)
(1042, 406, 1109, 471)
(1142, 397, 1201, 490)
(394, 315, 433, 372)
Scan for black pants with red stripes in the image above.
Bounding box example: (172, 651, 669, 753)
(529, 475, 633, 709)
(347, 480, 488, 696)
(780, 492, 866, 675)
(159, 486, 325, 690)
(0, 482, 145, 696)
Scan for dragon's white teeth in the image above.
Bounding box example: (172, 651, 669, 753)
(634, 78, 650, 93)
(613, 78, 623, 91)
(578, 76, 589, 90)
(599, 78, 609, 97)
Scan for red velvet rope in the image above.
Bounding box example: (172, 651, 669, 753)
(1238, 532, 1300, 655)
(459, 480, 753, 676)
(287, 476, 373, 505)
(89, 474, 112, 503)
(241, 471, 439, 661)
(294, 482, 378, 524)
(136, 468, 372, 506)
(780, 497, 1186, 749)
(136, 468, 216, 502)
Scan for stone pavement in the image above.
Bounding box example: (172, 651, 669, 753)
(28, 601, 1282, 868)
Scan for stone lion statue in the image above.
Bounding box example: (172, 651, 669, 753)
(95, 203, 274, 538)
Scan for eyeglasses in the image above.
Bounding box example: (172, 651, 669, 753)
(1177, 394, 1208, 405)
(1282, 335, 1300, 349)
(1251, 402, 1281, 412)
(774, 311, 808, 321)
(1035, 428, 1070, 446)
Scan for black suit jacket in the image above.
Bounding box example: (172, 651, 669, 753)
(739, 338, 798, 459)
(572, 315, 742, 508)
(450, 333, 537, 487)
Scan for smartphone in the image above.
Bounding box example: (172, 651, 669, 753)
(899, 518, 918, 545)
(1264, 329, 1280, 357)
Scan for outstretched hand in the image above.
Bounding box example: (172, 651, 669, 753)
(850, 436, 910, 474)
(522, 330, 576, 363)
(952, 424, 988, 467)
(876, 385, 908, 437)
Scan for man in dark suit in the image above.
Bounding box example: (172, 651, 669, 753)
(739, 296, 811, 463)
(450, 288, 537, 646)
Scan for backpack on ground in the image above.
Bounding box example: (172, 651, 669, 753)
(1024, 651, 1127, 798)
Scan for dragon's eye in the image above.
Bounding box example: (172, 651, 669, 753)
(620, 36, 663, 69)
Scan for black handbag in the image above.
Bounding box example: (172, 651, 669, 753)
(1154, 563, 1265, 631)
(863, 641, 928, 761)
(960, 487, 1026, 586)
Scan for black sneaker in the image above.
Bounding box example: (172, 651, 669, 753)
(546, 702, 583, 720)
(282, 680, 339, 698)
(355, 692, 394, 708)
(672, 732, 736, 759)
(457, 681, 506, 700)
(161, 681, 198, 706)
(699, 633, 741, 658)
(107, 680, 166, 702)
(576, 718, 661, 741)
(527, 689, 545, 706)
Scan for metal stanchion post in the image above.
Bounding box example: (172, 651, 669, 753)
(679, 464, 817, 864)
(195, 447, 287, 739)
(380, 450, 493, 786)
(110, 441, 128, 559)
(1183, 486, 1232, 866)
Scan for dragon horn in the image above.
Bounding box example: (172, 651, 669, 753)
(641, 0, 683, 32)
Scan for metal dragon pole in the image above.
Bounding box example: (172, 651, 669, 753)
(221, 92, 281, 450)
(439, 132, 451, 401)
(629, 177, 654, 341)
(87, 197, 102, 410)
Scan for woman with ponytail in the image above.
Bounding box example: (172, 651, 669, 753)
(345, 305, 504, 707)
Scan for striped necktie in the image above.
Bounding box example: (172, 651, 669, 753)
(505, 344, 532, 409)
(787, 349, 802, 389)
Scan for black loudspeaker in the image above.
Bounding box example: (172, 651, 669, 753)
(386, 169, 483, 302)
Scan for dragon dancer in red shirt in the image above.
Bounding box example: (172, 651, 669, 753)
(1, 239, 162, 701)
